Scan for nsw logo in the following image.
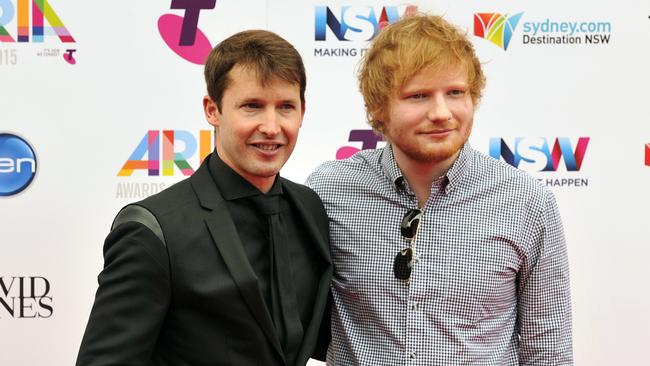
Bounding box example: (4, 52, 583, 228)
(489, 137, 589, 172)
(473, 12, 524, 50)
(315, 5, 418, 42)
(315, 5, 402, 41)
(0, 133, 37, 197)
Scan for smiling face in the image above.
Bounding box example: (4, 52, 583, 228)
(204, 64, 304, 192)
(383, 65, 474, 170)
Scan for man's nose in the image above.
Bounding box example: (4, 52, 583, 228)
(427, 94, 452, 122)
(258, 109, 281, 136)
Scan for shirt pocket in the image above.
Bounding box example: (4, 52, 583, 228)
(440, 235, 520, 328)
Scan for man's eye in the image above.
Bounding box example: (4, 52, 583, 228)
(448, 89, 466, 96)
(243, 103, 261, 109)
(279, 104, 295, 110)
(407, 93, 426, 100)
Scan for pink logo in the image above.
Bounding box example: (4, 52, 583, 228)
(158, 0, 216, 65)
(63, 49, 76, 65)
(336, 146, 361, 160)
(158, 14, 212, 65)
(336, 130, 384, 160)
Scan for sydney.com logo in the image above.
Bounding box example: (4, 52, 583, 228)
(474, 12, 612, 50)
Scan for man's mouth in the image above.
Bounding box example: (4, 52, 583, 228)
(420, 129, 453, 135)
(252, 143, 281, 151)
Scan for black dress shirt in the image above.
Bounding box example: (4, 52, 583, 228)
(209, 152, 320, 366)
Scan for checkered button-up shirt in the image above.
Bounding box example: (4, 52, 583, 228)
(306, 143, 572, 366)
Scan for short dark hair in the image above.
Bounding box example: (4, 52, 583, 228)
(204, 30, 306, 110)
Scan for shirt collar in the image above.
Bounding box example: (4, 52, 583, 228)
(444, 142, 473, 194)
(380, 144, 406, 192)
(380, 142, 474, 195)
(208, 151, 283, 201)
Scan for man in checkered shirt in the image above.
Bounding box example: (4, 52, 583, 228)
(307, 14, 573, 365)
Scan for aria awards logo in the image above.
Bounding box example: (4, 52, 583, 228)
(115, 130, 215, 200)
(0, 0, 76, 64)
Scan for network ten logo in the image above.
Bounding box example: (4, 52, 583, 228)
(489, 137, 589, 172)
(158, 0, 215, 65)
(0, 133, 37, 197)
(0, 0, 75, 43)
(118, 130, 213, 177)
(0, 276, 53, 319)
(315, 5, 406, 41)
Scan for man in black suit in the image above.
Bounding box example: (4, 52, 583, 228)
(76, 30, 332, 366)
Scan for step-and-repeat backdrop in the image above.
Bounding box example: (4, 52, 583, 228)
(2, 1, 649, 364)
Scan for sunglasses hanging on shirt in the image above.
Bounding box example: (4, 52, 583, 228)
(393, 209, 422, 280)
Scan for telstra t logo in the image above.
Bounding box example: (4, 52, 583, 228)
(336, 129, 384, 160)
(158, 0, 215, 65)
(489, 137, 589, 172)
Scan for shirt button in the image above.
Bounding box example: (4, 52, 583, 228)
(410, 352, 417, 359)
(410, 302, 418, 311)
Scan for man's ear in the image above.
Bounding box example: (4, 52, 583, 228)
(203, 95, 220, 127)
(300, 100, 306, 127)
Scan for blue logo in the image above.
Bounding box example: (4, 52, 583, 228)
(315, 5, 401, 41)
(489, 137, 589, 172)
(0, 133, 37, 196)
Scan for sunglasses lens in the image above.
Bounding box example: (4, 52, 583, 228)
(393, 248, 413, 280)
(400, 209, 422, 239)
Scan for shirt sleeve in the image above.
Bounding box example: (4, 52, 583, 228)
(76, 221, 171, 366)
(517, 191, 573, 365)
(305, 170, 319, 192)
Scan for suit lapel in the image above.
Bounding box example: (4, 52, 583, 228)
(204, 206, 285, 360)
(282, 181, 333, 364)
(190, 155, 285, 364)
(282, 181, 331, 264)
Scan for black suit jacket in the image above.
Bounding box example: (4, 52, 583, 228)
(77, 153, 332, 366)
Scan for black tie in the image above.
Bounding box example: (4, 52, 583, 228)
(251, 194, 303, 365)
